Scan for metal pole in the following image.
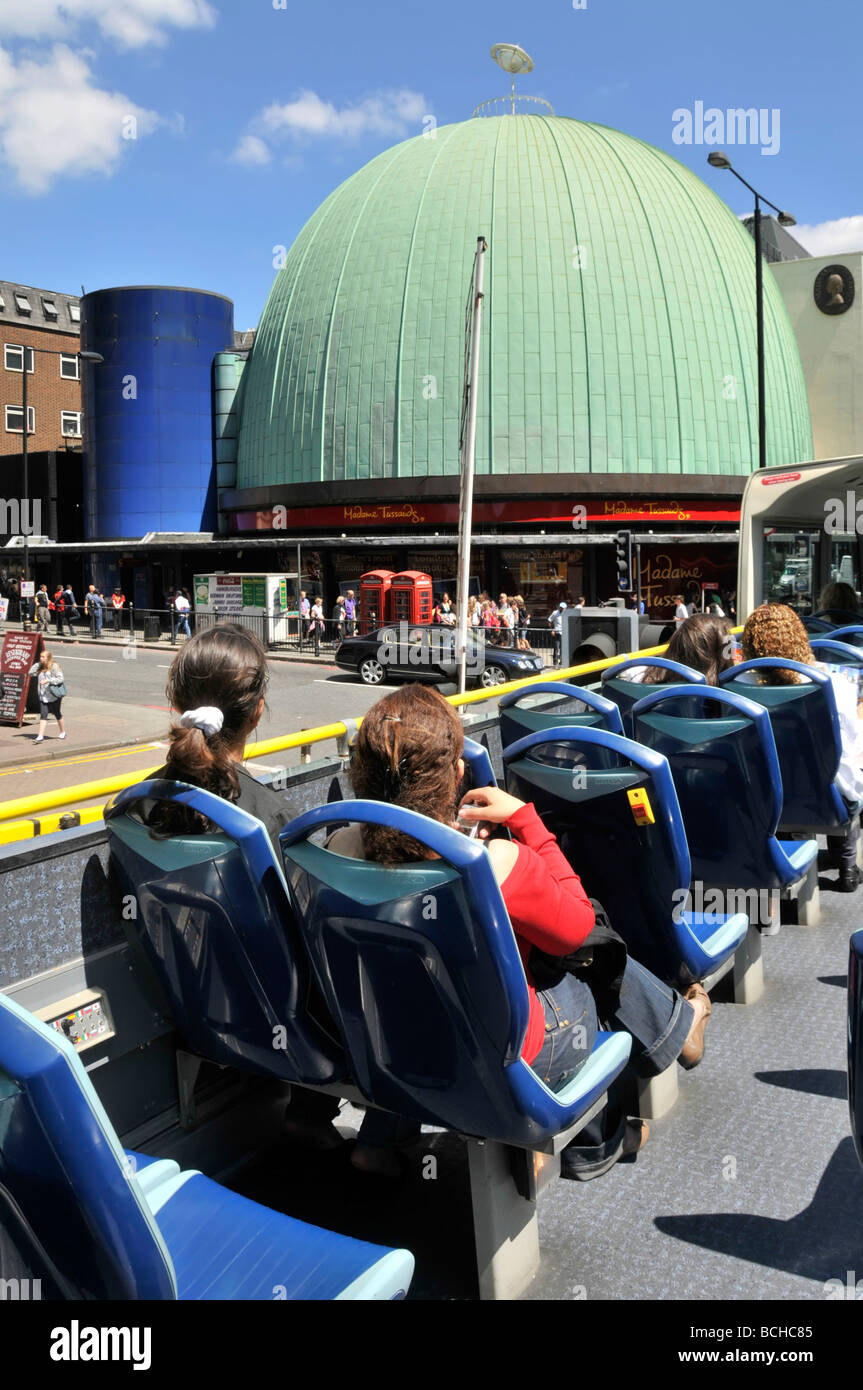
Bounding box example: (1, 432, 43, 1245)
(635, 540, 642, 614)
(21, 359, 29, 629)
(457, 237, 487, 696)
(296, 541, 302, 646)
(754, 196, 766, 470)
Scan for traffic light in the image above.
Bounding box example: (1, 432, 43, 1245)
(614, 530, 633, 592)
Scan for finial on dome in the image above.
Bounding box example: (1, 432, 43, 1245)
(473, 44, 554, 119)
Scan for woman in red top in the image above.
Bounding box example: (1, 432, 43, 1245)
(320, 684, 710, 1179)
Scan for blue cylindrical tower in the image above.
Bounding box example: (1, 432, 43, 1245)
(81, 286, 234, 539)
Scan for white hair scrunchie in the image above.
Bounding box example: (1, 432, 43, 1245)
(178, 707, 224, 737)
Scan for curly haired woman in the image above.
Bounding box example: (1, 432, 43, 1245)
(740, 604, 863, 890)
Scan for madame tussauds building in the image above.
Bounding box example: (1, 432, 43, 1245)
(219, 102, 813, 618)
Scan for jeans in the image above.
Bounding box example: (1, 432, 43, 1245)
(556, 956, 694, 1175)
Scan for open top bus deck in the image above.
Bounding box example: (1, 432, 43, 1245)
(1, 629, 862, 1315)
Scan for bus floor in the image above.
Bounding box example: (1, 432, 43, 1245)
(220, 865, 863, 1302)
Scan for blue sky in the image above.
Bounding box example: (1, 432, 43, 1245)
(1, 0, 860, 329)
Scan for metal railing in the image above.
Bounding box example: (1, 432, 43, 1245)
(0, 633, 706, 833)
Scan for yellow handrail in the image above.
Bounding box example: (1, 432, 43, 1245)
(0, 630, 742, 827)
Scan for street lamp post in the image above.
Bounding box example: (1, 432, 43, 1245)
(18, 347, 103, 627)
(707, 151, 796, 470)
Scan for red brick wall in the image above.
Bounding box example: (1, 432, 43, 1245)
(0, 325, 83, 456)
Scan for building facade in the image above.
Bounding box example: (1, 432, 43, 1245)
(1, 280, 83, 459)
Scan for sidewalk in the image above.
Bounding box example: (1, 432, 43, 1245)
(0, 696, 168, 769)
(0, 626, 339, 771)
(6, 623, 341, 666)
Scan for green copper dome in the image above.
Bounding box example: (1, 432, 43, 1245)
(237, 115, 812, 486)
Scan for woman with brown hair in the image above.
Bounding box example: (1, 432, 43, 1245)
(325, 683, 710, 1179)
(818, 581, 859, 616)
(740, 603, 863, 890)
(640, 613, 735, 686)
(148, 623, 295, 851)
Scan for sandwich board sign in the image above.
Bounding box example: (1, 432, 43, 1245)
(0, 631, 43, 726)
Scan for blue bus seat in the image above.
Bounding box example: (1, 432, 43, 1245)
(630, 684, 817, 891)
(801, 616, 835, 634)
(824, 626, 863, 650)
(501, 726, 748, 990)
(279, 801, 631, 1149)
(810, 608, 861, 628)
(0, 988, 414, 1300)
(809, 638, 863, 667)
(719, 660, 851, 834)
(499, 682, 625, 756)
(104, 780, 345, 1085)
(462, 735, 497, 789)
(601, 658, 707, 734)
(848, 929, 863, 1171)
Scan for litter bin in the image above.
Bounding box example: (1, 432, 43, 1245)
(143, 614, 161, 643)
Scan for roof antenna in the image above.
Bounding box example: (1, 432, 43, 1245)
(474, 44, 553, 118)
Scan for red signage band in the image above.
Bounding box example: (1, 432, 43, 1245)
(230, 498, 742, 531)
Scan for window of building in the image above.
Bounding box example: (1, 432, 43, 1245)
(4, 344, 35, 373)
(0, 292, 5, 310)
(14, 294, 31, 315)
(42, 299, 58, 319)
(60, 354, 79, 380)
(61, 411, 82, 437)
(68, 305, 81, 323)
(5, 405, 35, 433)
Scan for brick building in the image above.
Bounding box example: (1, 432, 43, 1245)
(1, 281, 82, 457)
(0, 281, 85, 549)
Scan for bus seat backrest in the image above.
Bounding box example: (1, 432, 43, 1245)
(631, 685, 784, 888)
(0, 989, 177, 1300)
(279, 801, 629, 1148)
(501, 727, 700, 988)
(499, 682, 624, 752)
(104, 780, 344, 1085)
(719, 660, 846, 832)
(848, 929, 863, 1171)
(601, 659, 707, 733)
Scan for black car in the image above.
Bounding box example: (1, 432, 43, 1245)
(334, 624, 544, 687)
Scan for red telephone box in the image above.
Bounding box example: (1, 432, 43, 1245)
(390, 572, 433, 625)
(359, 570, 394, 632)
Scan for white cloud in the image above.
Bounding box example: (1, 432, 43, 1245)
(230, 134, 271, 166)
(0, 43, 158, 194)
(0, 0, 216, 48)
(793, 216, 863, 258)
(257, 88, 428, 142)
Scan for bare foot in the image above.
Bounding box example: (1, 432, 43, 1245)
(679, 983, 711, 1069)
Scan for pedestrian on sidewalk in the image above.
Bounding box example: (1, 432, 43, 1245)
(52, 585, 64, 637)
(174, 588, 192, 639)
(62, 584, 80, 639)
(85, 584, 105, 638)
(34, 584, 50, 633)
(111, 585, 126, 633)
(344, 590, 356, 637)
(309, 595, 325, 655)
(29, 649, 67, 743)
